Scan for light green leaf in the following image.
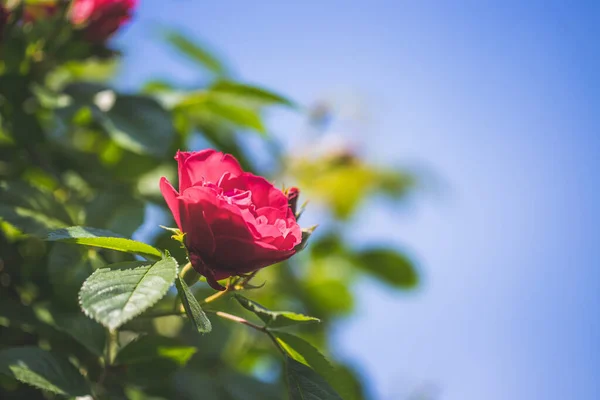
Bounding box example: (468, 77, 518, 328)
(79, 258, 178, 330)
(209, 80, 295, 108)
(0, 347, 90, 396)
(234, 294, 319, 329)
(286, 357, 342, 400)
(165, 30, 228, 76)
(204, 99, 266, 134)
(116, 335, 196, 366)
(275, 332, 349, 400)
(46, 226, 162, 260)
(175, 276, 212, 334)
(353, 248, 418, 288)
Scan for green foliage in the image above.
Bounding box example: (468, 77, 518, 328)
(176, 276, 212, 334)
(0, 181, 73, 235)
(50, 311, 107, 356)
(275, 332, 350, 399)
(0, 347, 90, 396)
(116, 335, 197, 366)
(353, 248, 418, 288)
(235, 294, 320, 329)
(46, 226, 163, 260)
(286, 357, 343, 400)
(79, 258, 178, 330)
(164, 30, 229, 76)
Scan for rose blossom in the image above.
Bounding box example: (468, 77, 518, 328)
(70, 0, 136, 43)
(160, 150, 302, 290)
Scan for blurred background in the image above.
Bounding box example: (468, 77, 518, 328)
(115, 2, 600, 400)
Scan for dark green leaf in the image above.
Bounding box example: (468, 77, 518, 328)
(116, 335, 196, 366)
(52, 313, 106, 357)
(47, 243, 105, 308)
(79, 258, 178, 330)
(0, 181, 72, 235)
(353, 248, 418, 288)
(100, 95, 175, 158)
(0, 347, 90, 396)
(46, 226, 163, 260)
(175, 276, 212, 334)
(286, 357, 342, 400)
(234, 294, 319, 329)
(165, 30, 228, 76)
(275, 332, 348, 399)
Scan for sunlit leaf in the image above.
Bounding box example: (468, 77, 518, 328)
(175, 276, 212, 334)
(234, 294, 319, 329)
(79, 258, 178, 330)
(0, 347, 90, 396)
(165, 30, 228, 76)
(209, 80, 295, 108)
(275, 332, 348, 399)
(46, 226, 163, 260)
(116, 335, 197, 366)
(204, 99, 266, 134)
(0, 181, 72, 235)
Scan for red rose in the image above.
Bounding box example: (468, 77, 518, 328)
(160, 150, 302, 290)
(70, 0, 136, 43)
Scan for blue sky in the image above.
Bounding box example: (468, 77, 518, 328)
(116, 2, 600, 399)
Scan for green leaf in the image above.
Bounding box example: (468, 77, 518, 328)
(46, 226, 163, 260)
(0, 181, 72, 235)
(165, 30, 228, 76)
(116, 335, 196, 366)
(0, 204, 66, 235)
(175, 276, 212, 334)
(209, 80, 295, 108)
(52, 313, 106, 357)
(286, 357, 342, 400)
(234, 294, 319, 329)
(47, 243, 105, 308)
(353, 248, 418, 288)
(79, 258, 178, 330)
(275, 332, 348, 400)
(295, 225, 318, 253)
(204, 99, 266, 134)
(63, 83, 175, 157)
(0, 347, 90, 396)
(100, 95, 175, 158)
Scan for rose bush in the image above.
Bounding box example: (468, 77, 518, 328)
(160, 149, 302, 290)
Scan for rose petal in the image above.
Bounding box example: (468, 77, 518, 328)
(211, 235, 296, 272)
(159, 177, 182, 230)
(220, 173, 288, 211)
(177, 149, 244, 190)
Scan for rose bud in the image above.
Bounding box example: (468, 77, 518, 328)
(285, 187, 300, 215)
(160, 150, 302, 291)
(70, 0, 136, 43)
